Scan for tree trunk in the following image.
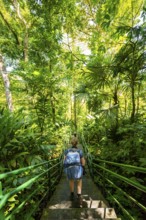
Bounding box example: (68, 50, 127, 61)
(49, 61, 56, 125)
(50, 93, 56, 125)
(74, 92, 77, 131)
(23, 29, 29, 62)
(130, 1, 136, 123)
(0, 55, 13, 112)
(13, 0, 29, 62)
(113, 86, 119, 127)
(136, 82, 141, 114)
(130, 78, 135, 123)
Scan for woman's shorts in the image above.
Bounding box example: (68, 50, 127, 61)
(64, 165, 83, 180)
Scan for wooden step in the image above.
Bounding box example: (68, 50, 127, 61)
(41, 208, 119, 220)
(48, 200, 106, 209)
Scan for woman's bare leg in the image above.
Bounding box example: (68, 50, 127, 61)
(77, 179, 82, 195)
(69, 179, 74, 193)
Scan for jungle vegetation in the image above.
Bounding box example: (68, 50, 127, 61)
(0, 0, 146, 219)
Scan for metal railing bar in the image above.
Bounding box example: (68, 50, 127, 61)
(108, 179, 146, 212)
(51, 160, 63, 177)
(50, 169, 60, 178)
(0, 169, 48, 209)
(82, 138, 146, 174)
(0, 160, 62, 209)
(0, 150, 64, 220)
(108, 192, 135, 220)
(5, 178, 49, 220)
(48, 160, 62, 171)
(93, 158, 146, 173)
(50, 175, 60, 190)
(92, 163, 146, 193)
(0, 159, 58, 180)
(92, 168, 146, 212)
(5, 160, 63, 219)
(81, 134, 145, 218)
(26, 188, 50, 220)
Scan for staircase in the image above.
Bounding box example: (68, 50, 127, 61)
(41, 196, 119, 219)
(41, 170, 120, 220)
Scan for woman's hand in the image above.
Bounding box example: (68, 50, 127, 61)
(82, 166, 86, 175)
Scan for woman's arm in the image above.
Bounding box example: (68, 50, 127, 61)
(81, 157, 85, 166)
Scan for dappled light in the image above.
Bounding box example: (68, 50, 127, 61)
(0, 0, 145, 219)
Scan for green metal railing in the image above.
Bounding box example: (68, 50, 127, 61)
(1, 135, 146, 220)
(0, 154, 63, 220)
(81, 135, 146, 220)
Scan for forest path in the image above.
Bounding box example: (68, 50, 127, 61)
(40, 162, 120, 219)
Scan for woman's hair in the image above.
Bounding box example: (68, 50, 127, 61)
(71, 139, 78, 146)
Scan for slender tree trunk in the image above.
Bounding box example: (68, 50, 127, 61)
(131, 80, 135, 123)
(0, 55, 13, 112)
(71, 94, 73, 122)
(50, 93, 56, 125)
(124, 95, 127, 117)
(130, 43, 136, 123)
(130, 1, 136, 123)
(136, 83, 141, 114)
(49, 61, 56, 125)
(113, 86, 119, 127)
(13, 0, 29, 62)
(71, 53, 77, 132)
(74, 92, 77, 131)
(23, 29, 29, 62)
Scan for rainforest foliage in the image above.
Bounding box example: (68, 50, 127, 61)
(0, 0, 146, 219)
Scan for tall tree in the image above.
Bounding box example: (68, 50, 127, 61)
(0, 55, 13, 111)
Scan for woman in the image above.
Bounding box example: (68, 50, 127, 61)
(64, 138, 85, 200)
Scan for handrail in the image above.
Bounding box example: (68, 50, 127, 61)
(5, 178, 49, 220)
(108, 192, 135, 220)
(106, 178, 146, 212)
(0, 153, 64, 220)
(25, 188, 50, 220)
(93, 168, 146, 212)
(92, 163, 146, 193)
(0, 161, 61, 209)
(81, 134, 146, 219)
(0, 159, 58, 180)
(92, 158, 146, 173)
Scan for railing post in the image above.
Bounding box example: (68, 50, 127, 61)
(0, 182, 5, 220)
(57, 157, 61, 183)
(59, 154, 63, 179)
(90, 156, 94, 181)
(48, 162, 52, 197)
(102, 162, 106, 196)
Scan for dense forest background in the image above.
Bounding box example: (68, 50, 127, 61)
(0, 0, 146, 219)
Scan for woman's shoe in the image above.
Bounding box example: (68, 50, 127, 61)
(70, 192, 74, 201)
(77, 194, 82, 207)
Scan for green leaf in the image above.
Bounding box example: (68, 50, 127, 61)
(10, 160, 17, 168)
(139, 158, 146, 167)
(104, 14, 110, 20)
(8, 195, 18, 202)
(14, 152, 29, 159)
